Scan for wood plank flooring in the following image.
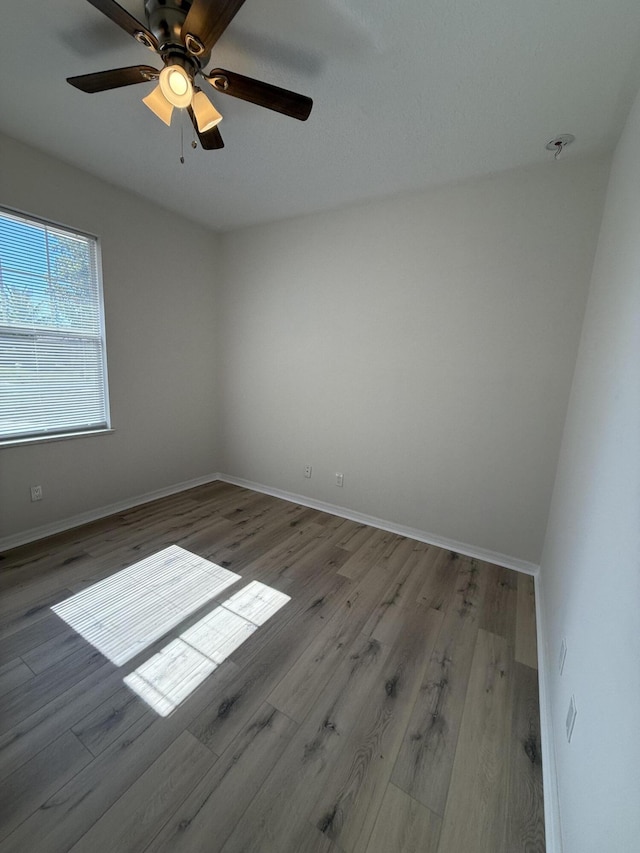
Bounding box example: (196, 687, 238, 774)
(0, 482, 545, 852)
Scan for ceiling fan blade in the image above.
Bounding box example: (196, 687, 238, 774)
(85, 0, 158, 51)
(206, 68, 312, 121)
(67, 65, 159, 93)
(188, 106, 225, 149)
(181, 0, 247, 54)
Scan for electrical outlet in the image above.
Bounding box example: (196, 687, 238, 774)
(304, 465, 312, 479)
(559, 638, 567, 674)
(30, 485, 43, 502)
(566, 695, 577, 742)
(335, 473, 344, 487)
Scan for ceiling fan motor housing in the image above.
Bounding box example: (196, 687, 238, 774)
(145, 0, 209, 68)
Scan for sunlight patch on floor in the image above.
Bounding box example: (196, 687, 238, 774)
(124, 581, 290, 716)
(52, 545, 241, 665)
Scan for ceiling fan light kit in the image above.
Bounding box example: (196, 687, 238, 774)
(67, 0, 313, 152)
(159, 64, 193, 108)
(142, 84, 174, 125)
(192, 89, 223, 131)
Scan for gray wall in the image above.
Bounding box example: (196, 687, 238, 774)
(0, 134, 221, 540)
(1, 134, 611, 572)
(218, 157, 609, 564)
(539, 91, 640, 851)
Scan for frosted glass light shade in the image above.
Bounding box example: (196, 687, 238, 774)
(192, 90, 223, 132)
(142, 85, 174, 126)
(159, 65, 193, 108)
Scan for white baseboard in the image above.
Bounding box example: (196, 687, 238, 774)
(2, 470, 540, 578)
(0, 473, 221, 553)
(534, 573, 563, 853)
(218, 474, 540, 576)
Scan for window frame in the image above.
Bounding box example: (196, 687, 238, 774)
(0, 205, 112, 446)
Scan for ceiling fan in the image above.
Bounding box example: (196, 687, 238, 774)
(67, 0, 313, 150)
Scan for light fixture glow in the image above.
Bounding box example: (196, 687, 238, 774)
(169, 70, 188, 96)
(142, 84, 174, 126)
(192, 90, 223, 132)
(159, 64, 193, 109)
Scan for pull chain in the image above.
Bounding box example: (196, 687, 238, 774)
(178, 115, 197, 162)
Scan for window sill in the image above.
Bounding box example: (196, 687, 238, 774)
(0, 428, 115, 449)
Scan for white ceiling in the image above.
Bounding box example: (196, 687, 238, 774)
(2, 0, 640, 231)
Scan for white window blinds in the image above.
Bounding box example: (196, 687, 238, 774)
(0, 207, 110, 442)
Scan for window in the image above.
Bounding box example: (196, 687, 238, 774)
(0, 206, 110, 443)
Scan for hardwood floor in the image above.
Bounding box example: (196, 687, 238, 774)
(0, 482, 545, 852)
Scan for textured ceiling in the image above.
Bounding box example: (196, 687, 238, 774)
(2, 0, 640, 231)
